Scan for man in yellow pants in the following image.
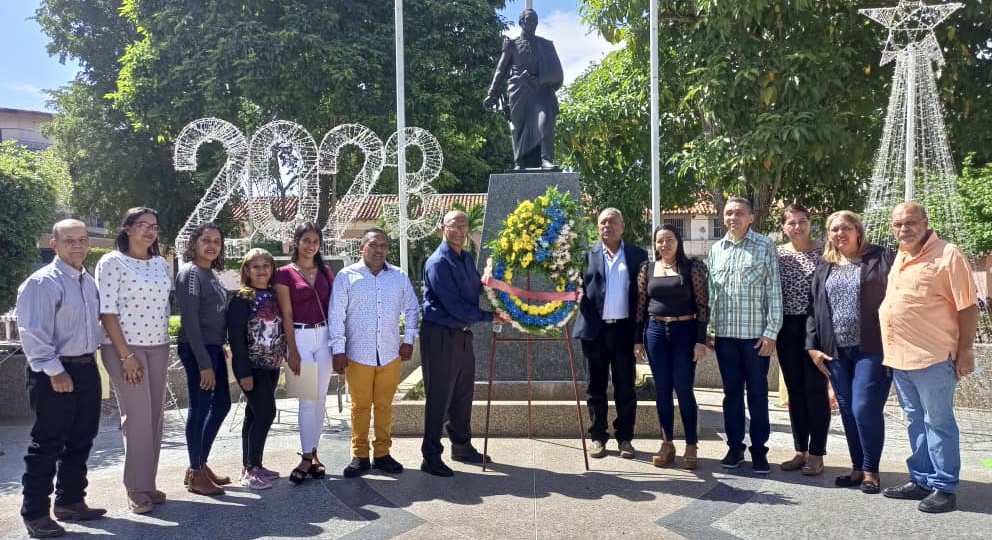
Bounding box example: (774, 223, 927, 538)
(330, 228, 421, 476)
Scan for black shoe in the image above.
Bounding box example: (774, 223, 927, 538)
(918, 490, 956, 513)
(372, 455, 404, 474)
(53, 502, 106, 521)
(835, 473, 864, 488)
(451, 443, 490, 464)
(420, 456, 454, 477)
(720, 448, 746, 469)
(860, 480, 881, 495)
(342, 457, 371, 478)
(883, 481, 933, 500)
(751, 453, 770, 475)
(23, 516, 65, 538)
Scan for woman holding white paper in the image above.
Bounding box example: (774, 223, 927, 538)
(274, 222, 335, 485)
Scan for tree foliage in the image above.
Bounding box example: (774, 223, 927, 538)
(959, 155, 992, 257)
(37, 0, 512, 244)
(0, 142, 63, 311)
(567, 0, 992, 233)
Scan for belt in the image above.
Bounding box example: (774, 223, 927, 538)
(603, 318, 628, 325)
(293, 322, 326, 330)
(60, 354, 95, 364)
(650, 314, 696, 323)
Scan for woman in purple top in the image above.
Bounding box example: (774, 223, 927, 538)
(274, 222, 335, 484)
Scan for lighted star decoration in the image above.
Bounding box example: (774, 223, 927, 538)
(860, 1, 963, 67)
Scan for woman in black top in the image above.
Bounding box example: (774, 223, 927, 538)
(636, 224, 710, 470)
(228, 248, 287, 490)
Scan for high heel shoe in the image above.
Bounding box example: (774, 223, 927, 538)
(289, 453, 313, 485)
(652, 441, 676, 467)
(681, 445, 699, 470)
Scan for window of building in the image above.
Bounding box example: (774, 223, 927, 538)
(663, 217, 687, 239)
(710, 218, 725, 239)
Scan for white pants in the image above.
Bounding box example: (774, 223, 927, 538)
(294, 326, 333, 452)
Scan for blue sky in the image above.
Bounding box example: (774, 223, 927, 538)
(0, 0, 610, 113)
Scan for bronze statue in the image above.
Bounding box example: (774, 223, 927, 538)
(484, 9, 563, 170)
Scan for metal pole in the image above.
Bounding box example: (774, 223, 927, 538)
(525, 0, 533, 10)
(903, 43, 916, 202)
(395, 0, 409, 272)
(649, 0, 661, 235)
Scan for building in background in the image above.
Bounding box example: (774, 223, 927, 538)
(0, 108, 52, 151)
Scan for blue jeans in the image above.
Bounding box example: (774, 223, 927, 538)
(645, 319, 698, 444)
(892, 361, 960, 493)
(178, 343, 231, 469)
(828, 346, 892, 473)
(714, 337, 770, 454)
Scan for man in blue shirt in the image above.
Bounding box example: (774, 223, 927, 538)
(16, 219, 106, 538)
(420, 210, 506, 476)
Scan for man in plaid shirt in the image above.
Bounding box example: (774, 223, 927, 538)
(707, 197, 783, 474)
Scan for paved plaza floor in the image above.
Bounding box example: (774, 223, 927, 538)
(1, 390, 990, 539)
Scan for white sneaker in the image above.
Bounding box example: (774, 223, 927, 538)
(589, 440, 607, 459)
(241, 468, 273, 490)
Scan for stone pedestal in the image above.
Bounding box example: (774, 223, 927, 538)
(474, 171, 586, 383)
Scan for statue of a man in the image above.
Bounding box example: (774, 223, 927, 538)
(484, 9, 563, 170)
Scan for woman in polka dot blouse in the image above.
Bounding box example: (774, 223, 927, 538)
(96, 207, 173, 515)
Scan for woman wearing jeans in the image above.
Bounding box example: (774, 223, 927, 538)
(776, 204, 829, 476)
(807, 211, 895, 494)
(275, 222, 335, 484)
(175, 223, 231, 496)
(636, 224, 709, 470)
(229, 248, 286, 490)
(97, 207, 173, 514)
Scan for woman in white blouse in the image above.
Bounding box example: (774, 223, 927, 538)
(96, 207, 173, 514)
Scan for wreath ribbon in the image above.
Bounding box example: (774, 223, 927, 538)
(482, 276, 580, 302)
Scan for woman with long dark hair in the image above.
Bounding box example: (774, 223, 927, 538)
(228, 248, 285, 490)
(274, 222, 335, 484)
(807, 211, 895, 494)
(635, 224, 709, 470)
(97, 207, 173, 514)
(175, 222, 232, 496)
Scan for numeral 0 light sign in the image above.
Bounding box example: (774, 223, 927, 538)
(173, 118, 444, 260)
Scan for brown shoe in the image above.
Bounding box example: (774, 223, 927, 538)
(127, 491, 154, 514)
(681, 445, 699, 470)
(802, 454, 824, 476)
(187, 468, 225, 496)
(148, 489, 167, 505)
(652, 442, 676, 467)
(204, 465, 231, 486)
(23, 515, 65, 538)
(53, 501, 106, 521)
(780, 453, 806, 471)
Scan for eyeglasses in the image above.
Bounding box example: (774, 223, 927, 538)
(132, 222, 160, 233)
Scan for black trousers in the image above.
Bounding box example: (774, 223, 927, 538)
(776, 315, 831, 456)
(420, 321, 476, 457)
(581, 320, 637, 443)
(21, 360, 101, 520)
(241, 367, 280, 469)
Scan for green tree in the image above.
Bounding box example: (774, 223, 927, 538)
(37, 0, 513, 244)
(0, 142, 62, 311)
(959, 155, 992, 257)
(568, 0, 992, 231)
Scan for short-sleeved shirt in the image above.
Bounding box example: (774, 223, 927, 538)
(95, 250, 173, 346)
(879, 232, 978, 370)
(274, 264, 334, 325)
(777, 244, 820, 316)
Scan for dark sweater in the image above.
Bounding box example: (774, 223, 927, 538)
(805, 244, 895, 357)
(176, 262, 229, 369)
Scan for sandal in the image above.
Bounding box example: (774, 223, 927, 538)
(801, 455, 824, 476)
(681, 445, 699, 470)
(835, 473, 864, 488)
(652, 442, 676, 467)
(308, 450, 326, 479)
(289, 453, 313, 485)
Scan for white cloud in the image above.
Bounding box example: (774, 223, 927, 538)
(503, 9, 620, 86)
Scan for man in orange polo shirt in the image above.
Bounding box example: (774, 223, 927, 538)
(879, 202, 979, 513)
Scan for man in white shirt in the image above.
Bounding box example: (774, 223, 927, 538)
(330, 228, 420, 476)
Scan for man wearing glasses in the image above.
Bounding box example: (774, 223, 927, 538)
(419, 210, 507, 476)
